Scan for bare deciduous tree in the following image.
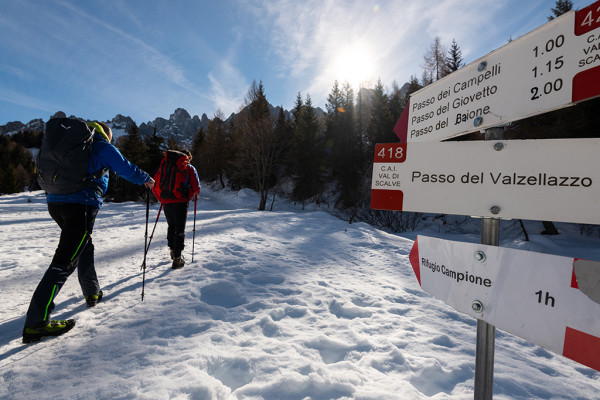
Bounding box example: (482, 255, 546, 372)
(232, 80, 288, 210)
(422, 36, 449, 82)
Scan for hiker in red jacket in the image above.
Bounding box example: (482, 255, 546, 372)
(152, 149, 200, 269)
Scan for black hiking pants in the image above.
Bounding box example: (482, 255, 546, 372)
(163, 202, 189, 258)
(24, 203, 99, 328)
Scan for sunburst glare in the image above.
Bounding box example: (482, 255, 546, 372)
(330, 41, 376, 90)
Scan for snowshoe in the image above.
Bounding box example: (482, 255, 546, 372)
(22, 319, 76, 344)
(85, 290, 103, 307)
(172, 255, 185, 269)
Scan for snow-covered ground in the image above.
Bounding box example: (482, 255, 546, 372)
(0, 187, 598, 399)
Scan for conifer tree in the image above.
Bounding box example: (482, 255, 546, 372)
(323, 82, 346, 177)
(323, 81, 364, 211)
(272, 107, 292, 192)
(548, 0, 573, 20)
(0, 164, 20, 194)
(191, 126, 205, 162)
(446, 39, 464, 73)
(15, 164, 30, 192)
(111, 123, 147, 202)
(0, 135, 35, 193)
(388, 81, 405, 122)
(190, 126, 205, 179)
(366, 79, 396, 148)
(167, 137, 180, 150)
(144, 127, 165, 176)
(288, 93, 306, 183)
(290, 94, 324, 206)
(403, 75, 423, 110)
(341, 82, 364, 212)
(200, 111, 228, 188)
(0, 168, 5, 194)
(118, 123, 147, 165)
(323, 81, 343, 170)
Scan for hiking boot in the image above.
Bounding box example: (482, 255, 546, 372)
(172, 255, 185, 269)
(85, 290, 103, 307)
(170, 249, 175, 260)
(22, 319, 76, 343)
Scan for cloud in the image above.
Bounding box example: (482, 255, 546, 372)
(0, 88, 58, 115)
(241, 0, 519, 107)
(0, 64, 34, 81)
(250, 0, 330, 79)
(56, 1, 192, 89)
(208, 59, 249, 116)
(241, 1, 421, 103)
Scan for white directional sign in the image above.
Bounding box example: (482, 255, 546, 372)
(409, 235, 600, 372)
(394, 0, 600, 142)
(370, 139, 600, 224)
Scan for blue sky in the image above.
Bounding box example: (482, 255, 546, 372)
(0, 0, 593, 125)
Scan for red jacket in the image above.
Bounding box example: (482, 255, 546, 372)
(152, 153, 201, 204)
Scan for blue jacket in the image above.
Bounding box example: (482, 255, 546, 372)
(47, 132, 151, 208)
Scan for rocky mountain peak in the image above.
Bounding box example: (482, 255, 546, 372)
(170, 108, 191, 123)
(110, 114, 136, 131)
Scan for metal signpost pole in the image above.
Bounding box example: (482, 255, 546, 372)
(474, 126, 503, 399)
(475, 218, 498, 400)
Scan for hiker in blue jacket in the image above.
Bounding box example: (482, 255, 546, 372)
(22, 121, 155, 343)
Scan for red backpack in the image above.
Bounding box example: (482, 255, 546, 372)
(154, 150, 190, 200)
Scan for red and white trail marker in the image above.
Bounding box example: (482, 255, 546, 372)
(395, 0, 600, 143)
(409, 235, 600, 372)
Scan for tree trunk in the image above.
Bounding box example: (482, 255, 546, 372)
(518, 219, 529, 241)
(541, 221, 560, 235)
(258, 190, 267, 211)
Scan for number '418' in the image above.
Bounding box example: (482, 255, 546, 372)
(378, 146, 404, 160)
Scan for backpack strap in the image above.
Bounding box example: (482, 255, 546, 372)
(86, 168, 109, 196)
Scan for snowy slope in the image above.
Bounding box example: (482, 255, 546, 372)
(0, 187, 598, 399)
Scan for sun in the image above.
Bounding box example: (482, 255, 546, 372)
(331, 41, 376, 89)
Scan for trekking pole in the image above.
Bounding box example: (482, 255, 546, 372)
(141, 188, 150, 301)
(144, 203, 163, 255)
(192, 195, 197, 262)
